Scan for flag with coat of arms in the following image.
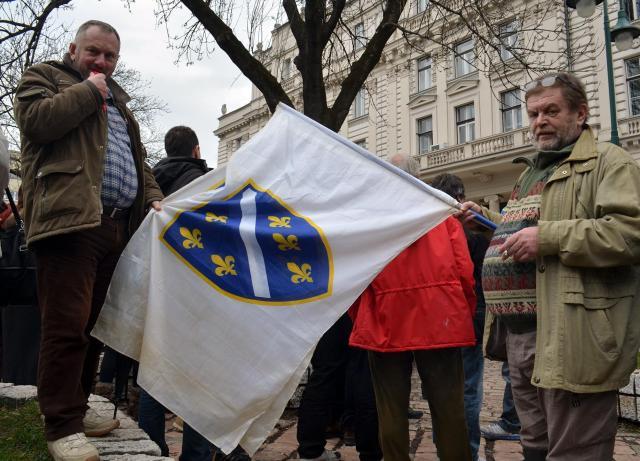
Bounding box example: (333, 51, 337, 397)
(91, 103, 459, 455)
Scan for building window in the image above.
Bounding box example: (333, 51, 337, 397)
(417, 57, 432, 92)
(417, 116, 433, 154)
(281, 58, 291, 80)
(626, 57, 640, 116)
(355, 139, 367, 149)
(456, 103, 475, 144)
(417, 0, 429, 13)
(499, 21, 518, 61)
(501, 89, 522, 132)
(354, 88, 367, 118)
(354, 22, 367, 51)
(454, 39, 475, 77)
(623, 0, 635, 20)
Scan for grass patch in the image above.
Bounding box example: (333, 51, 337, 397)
(0, 400, 51, 460)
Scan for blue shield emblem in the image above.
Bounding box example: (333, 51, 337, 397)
(160, 181, 333, 305)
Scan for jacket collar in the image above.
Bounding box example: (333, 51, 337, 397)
(564, 127, 598, 162)
(56, 53, 131, 105)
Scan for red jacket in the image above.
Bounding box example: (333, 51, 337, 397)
(349, 217, 477, 352)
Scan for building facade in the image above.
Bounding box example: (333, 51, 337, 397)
(215, 0, 640, 210)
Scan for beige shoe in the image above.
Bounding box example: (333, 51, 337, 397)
(83, 407, 120, 437)
(47, 433, 99, 461)
(172, 416, 184, 432)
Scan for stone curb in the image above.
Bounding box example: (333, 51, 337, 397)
(0, 384, 173, 460)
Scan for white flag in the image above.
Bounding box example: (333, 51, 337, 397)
(92, 104, 457, 454)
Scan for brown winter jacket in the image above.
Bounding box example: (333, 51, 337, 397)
(14, 55, 163, 245)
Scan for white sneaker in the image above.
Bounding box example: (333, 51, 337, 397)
(47, 433, 99, 461)
(83, 407, 120, 437)
(299, 450, 341, 461)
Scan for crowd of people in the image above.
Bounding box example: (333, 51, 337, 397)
(3, 17, 640, 461)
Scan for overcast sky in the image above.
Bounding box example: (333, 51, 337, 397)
(57, 1, 253, 166)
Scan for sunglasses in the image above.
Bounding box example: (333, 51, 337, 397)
(523, 74, 579, 93)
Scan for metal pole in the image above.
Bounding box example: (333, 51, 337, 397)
(603, 0, 621, 145)
(564, 2, 574, 70)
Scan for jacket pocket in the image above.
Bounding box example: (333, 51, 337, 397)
(36, 160, 85, 220)
(562, 292, 626, 385)
(16, 87, 50, 101)
(581, 297, 618, 354)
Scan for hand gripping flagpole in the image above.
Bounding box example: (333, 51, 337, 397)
(275, 103, 497, 232)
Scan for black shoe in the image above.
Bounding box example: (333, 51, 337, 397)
(480, 422, 520, 441)
(522, 447, 547, 461)
(407, 407, 423, 419)
(343, 429, 355, 446)
(216, 446, 252, 461)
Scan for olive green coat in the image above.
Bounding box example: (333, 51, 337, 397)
(482, 129, 640, 393)
(14, 56, 163, 245)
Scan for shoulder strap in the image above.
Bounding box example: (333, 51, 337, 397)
(5, 188, 24, 231)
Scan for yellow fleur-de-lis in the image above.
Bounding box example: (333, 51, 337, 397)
(288, 262, 313, 284)
(273, 233, 301, 251)
(268, 216, 291, 228)
(205, 212, 228, 224)
(211, 254, 237, 276)
(180, 227, 204, 249)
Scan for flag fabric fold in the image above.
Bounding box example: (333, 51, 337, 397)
(92, 103, 456, 454)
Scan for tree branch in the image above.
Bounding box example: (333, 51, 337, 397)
(180, 0, 292, 112)
(282, 0, 304, 48)
(330, 0, 406, 129)
(321, 0, 346, 47)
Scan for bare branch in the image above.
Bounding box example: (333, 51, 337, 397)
(179, 0, 293, 112)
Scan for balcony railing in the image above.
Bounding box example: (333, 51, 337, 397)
(417, 128, 531, 170)
(619, 115, 640, 137)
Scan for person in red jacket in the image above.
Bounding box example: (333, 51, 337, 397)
(349, 153, 476, 461)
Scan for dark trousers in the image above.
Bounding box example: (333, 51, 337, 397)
(462, 342, 483, 461)
(297, 313, 351, 459)
(345, 348, 382, 461)
(369, 348, 471, 461)
(99, 346, 136, 399)
(34, 216, 128, 441)
(138, 388, 214, 461)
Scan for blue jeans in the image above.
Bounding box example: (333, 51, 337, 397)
(499, 361, 521, 433)
(138, 388, 214, 461)
(462, 343, 484, 461)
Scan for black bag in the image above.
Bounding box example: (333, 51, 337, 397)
(485, 314, 508, 362)
(0, 188, 39, 385)
(0, 188, 36, 307)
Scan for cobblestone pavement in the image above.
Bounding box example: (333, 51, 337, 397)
(164, 360, 640, 461)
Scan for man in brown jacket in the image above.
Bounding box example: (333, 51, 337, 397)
(460, 73, 640, 460)
(14, 20, 163, 461)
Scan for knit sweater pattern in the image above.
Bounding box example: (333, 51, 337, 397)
(482, 149, 571, 332)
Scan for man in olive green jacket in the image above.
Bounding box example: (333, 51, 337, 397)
(14, 20, 163, 461)
(461, 72, 640, 461)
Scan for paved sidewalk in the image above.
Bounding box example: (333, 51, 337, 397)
(164, 360, 640, 461)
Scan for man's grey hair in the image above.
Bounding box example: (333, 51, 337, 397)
(75, 20, 121, 45)
(390, 153, 420, 178)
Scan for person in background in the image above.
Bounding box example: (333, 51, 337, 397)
(480, 362, 521, 442)
(459, 72, 640, 460)
(138, 125, 221, 461)
(349, 153, 475, 461)
(430, 173, 489, 461)
(14, 19, 163, 461)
